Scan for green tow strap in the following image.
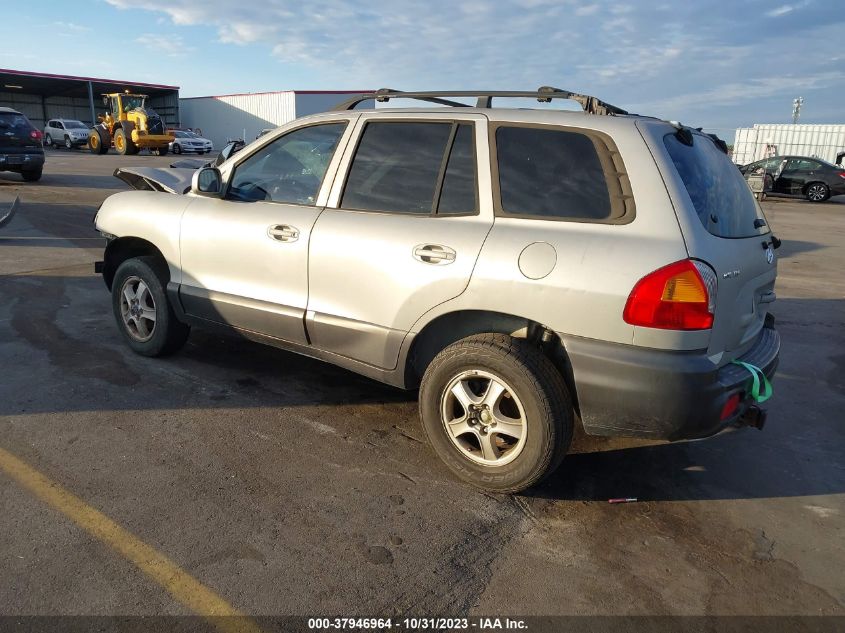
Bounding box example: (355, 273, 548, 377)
(731, 360, 773, 403)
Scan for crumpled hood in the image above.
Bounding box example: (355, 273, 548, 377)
(113, 167, 194, 195)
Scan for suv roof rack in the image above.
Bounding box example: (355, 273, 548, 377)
(332, 86, 628, 116)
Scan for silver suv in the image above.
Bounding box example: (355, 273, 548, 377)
(44, 119, 89, 149)
(94, 87, 780, 493)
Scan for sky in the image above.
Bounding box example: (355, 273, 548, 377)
(2, 0, 843, 138)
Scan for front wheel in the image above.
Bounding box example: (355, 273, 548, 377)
(172, 143, 181, 154)
(64, 136, 73, 150)
(419, 334, 573, 493)
(112, 256, 190, 357)
(806, 182, 830, 202)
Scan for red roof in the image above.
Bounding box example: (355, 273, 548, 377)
(0, 68, 179, 90)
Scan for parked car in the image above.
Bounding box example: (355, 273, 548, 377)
(0, 106, 44, 181)
(44, 119, 89, 149)
(739, 155, 845, 202)
(169, 130, 213, 155)
(94, 88, 780, 493)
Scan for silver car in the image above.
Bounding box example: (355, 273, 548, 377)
(94, 88, 780, 493)
(169, 130, 213, 155)
(43, 118, 89, 149)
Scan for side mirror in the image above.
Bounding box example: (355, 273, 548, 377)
(192, 167, 223, 197)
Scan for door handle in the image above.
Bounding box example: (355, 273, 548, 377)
(267, 224, 299, 242)
(413, 244, 456, 265)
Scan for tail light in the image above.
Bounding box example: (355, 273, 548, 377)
(30, 129, 42, 141)
(838, 172, 845, 179)
(623, 259, 716, 330)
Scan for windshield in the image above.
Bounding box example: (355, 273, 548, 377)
(664, 132, 769, 238)
(65, 120, 87, 129)
(121, 95, 146, 112)
(174, 131, 188, 138)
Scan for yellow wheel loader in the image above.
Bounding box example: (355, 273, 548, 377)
(88, 91, 174, 156)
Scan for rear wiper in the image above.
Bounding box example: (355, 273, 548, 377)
(754, 218, 766, 228)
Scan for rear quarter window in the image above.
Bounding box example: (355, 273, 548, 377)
(493, 125, 631, 222)
(664, 133, 768, 238)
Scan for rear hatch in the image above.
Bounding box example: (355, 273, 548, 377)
(0, 111, 42, 153)
(639, 120, 777, 361)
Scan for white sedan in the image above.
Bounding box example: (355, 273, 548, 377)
(169, 130, 213, 154)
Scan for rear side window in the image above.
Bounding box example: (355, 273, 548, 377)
(342, 121, 478, 215)
(495, 126, 624, 221)
(665, 133, 768, 238)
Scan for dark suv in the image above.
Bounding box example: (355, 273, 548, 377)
(0, 107, 45, 182)
(739, 155, 845, 202)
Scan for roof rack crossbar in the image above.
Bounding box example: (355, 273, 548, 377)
(332, 87, 628, 115)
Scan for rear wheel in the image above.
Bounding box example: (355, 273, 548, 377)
(89, 127, 109, 155)
(419, 334, 573, 493)
(21, 169, 42, 182)
(806, 182, 830, 202)
(45, 133, 53, 148)
(112, 256, 190, 357)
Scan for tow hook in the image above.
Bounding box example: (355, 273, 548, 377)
(740, 405, 767, 431)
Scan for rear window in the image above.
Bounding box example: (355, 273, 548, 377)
(664, 133, 768, 238)
(0, 112, 34, 131)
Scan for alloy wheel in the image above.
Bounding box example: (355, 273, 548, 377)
(807, 184, 827, 202)
(119, 276, 157, 342)
(440, 369, 528, 466)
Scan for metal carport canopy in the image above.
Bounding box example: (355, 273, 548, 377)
(0, 68, 179, 126)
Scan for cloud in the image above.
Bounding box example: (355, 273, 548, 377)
(104, 0, 845, 131)
(135, 33, 195, 57)
(52, 21, 91, 33)
(766, 1, 811, 17)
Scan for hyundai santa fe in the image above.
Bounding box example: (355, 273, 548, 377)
(94, 87, 780, 492)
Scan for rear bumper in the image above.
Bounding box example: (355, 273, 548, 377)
(564, 321, 780, 440)
(0, 152, 45, 172)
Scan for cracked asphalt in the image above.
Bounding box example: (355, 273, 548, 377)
(0, 150, 843, 624)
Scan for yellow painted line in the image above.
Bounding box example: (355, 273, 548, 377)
(0, 446, 263, 633)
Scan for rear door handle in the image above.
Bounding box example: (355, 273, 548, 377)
(413, 244, 456, 265)
(268, 224, 299, 242)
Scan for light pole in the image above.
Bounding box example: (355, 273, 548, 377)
(792, 96, 804, 124)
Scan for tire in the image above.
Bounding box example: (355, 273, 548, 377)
(114, 128, 130, 155)
(21, 169, 42, 182)
(805, 182, 830, 203)
(89, 127, 109, 155)
(45, 133, 53, 148)
(157, 145, 169, 156)
(64, 136, 72, 150)
(419, 334, 573, 493)
(111, 256, 190, 357)
(172, 143, 182, 155)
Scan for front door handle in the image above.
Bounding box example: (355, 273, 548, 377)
(268, 224, 299, 242)
(413, 244, 456, 265)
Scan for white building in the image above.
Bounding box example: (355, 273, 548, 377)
(732, 123, 845, 165)
(179, 90, 373, 150)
